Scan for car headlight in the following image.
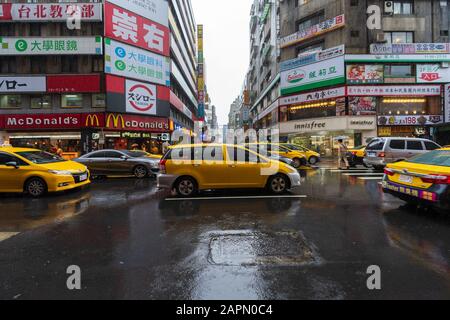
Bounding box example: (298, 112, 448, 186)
(48, 170, 72, 176)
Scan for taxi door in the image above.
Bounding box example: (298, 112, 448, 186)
(0, 152, 28, 192)
(224, 146, 266, 188)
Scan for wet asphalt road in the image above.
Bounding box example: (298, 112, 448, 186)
(1, 167, 450, 300)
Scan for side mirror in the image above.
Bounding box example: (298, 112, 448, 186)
(120, 155, 128, 160)
(5, 161, 19, 169)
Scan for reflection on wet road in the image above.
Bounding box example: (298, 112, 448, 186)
(1, 169, 450, 299)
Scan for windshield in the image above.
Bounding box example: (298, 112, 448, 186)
(284, 144, 305, 151)
(406, 150, 450, 167)
(16, 151, 66, 164)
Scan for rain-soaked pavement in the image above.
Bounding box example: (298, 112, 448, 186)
(1, 166, 450, 300)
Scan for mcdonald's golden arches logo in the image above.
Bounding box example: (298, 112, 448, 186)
(85, 114, 100, 127)
(106, 114, 125, 129)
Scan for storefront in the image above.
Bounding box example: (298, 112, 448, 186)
(279, 116, 377, 157)
(347, 85, 443, 139)
(0, 112, 172, 157)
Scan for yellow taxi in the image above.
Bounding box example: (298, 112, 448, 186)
(382, 148, 450, 212)
(157, 143, 301, 197)
(347, 145, 367, 167)
(129, 150, 163, 160)
(0, 147, 90, 197)
(280, 143, 321, 165)
(250, 143, 308, 168)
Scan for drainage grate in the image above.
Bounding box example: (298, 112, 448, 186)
(208, 230, 318, 266)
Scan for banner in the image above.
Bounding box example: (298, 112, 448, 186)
(370, 43, 450, 54)
(416, 64, 450, 83)
(346, 54, 450, 63)
(105, 113, 169, 133)
(280, 56, 345, 95)
(346, 65, 384, 84)
(106, 0, 168, 27)
(279, 87, 346, 106)
(47, 75, 101, 93)
(347, 85, 441, 96)
(0, 3, 102, 22)
(280, 45, 345, 72)
(105, 2, 169, 56)
(377, 115, 443, 126)
(280, 15, 345, 48)
(0, 76, 46, 93)
(0, 37, 103, 55)
(104, 38, 170, 86)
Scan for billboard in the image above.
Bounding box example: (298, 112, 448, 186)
(104, 38, 170, 86)
(370, 43, 450, 54)
(280, 45, 345, 72)
(346, 65, 384, 84)
(0, 3, 102, 22)
(416, 64, 450, 83)
(347, 85, 441, 96)
(0, 37, 103, 55)
(104, 2, 170, 57)
(0, 76, 46, 93)
(106, 0, 168, 27)
(280, 56, 345, 95)
(378, 115, 443, 126)
(105, 75, 170, 117)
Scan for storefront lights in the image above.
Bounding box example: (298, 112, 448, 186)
(290, 101, 336, 111)
(382, 99, 426, 103)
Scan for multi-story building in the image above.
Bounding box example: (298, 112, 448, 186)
(246, 0, 450, 156)
(228, 96, 242, 129)
(0, 0, 198, 156)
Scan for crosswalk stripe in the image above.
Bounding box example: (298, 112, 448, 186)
(330, 170, 374, 173)
(358, 177, 384, 180)
(0, 232, 19, 242)
(344, 173, 384, 176)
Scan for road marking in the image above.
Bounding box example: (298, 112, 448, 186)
(0, 232, 19, 242)
(344, 173, 384, 176)
(358, 177, 384, 180)
(166, 195, 308, 201)
(330, 170, 374, 173)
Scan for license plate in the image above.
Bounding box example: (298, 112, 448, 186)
(367, 152, 376, 157)
(399, 174, 413, 184)
(79, 174, 88, 182)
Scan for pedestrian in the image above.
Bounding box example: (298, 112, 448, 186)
(337, 139, 349, 170)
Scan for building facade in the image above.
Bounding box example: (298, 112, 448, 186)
(243, 0, 450, 156)
(0, 0, 199, 157)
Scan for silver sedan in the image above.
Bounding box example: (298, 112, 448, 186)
(74, 150, 160, 179)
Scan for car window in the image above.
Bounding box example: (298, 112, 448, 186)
(170, 147, 192, 161)
(424, 141, 441, 151)
(407, 141, 424, 151)
(202, 146, 223, 161)
(0, 153, 28, 166)
(407, 150, 450, 167)
(88, 151, 106, 159)
(366, 139, 385, 151)
(16, 151, 65, 164)
(104, 151, 123, 158)
(226, 147, 260, 163)
(389, 140, 405, 150)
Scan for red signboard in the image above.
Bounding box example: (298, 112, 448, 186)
(104, 2, 170, 57)
(0, 4, 12, 21)
(47, 75, 101, 93)
(105, 113, 169, 132)
(2, 113, 105, 130)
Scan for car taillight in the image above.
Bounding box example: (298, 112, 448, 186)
(384, 168, 395, 176)
(378, 152, 386, 158)
(351, 151, 357, 155)
(159, 159, 167, 174)
(421, 174, 450, 185)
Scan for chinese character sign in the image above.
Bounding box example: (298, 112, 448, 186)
(104, 38, 170, 87)
(106, 0, 168, 28)
(0, 3, 102, 22)
(0, 37, 103, 55)
(105, 3, 169, 57)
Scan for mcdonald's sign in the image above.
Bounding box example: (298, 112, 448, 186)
(104, 113, 169, 133)
(81, 113, 105, 128)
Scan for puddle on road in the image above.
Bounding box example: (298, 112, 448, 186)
(208, 230, 319, 267)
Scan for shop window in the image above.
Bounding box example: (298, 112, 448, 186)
(384, 65, 414, 77)
(389, 140, 405, 150)
(297, 11, 324, 32)
(31, 95, 52, 109)
(0, 95, 22, 109)
(92, 94, 106, 108)
(407, 141, 423, 151)
(62, 94, 83, 109)
(393, 1, 413, 15)
(384, 32, 414, 44)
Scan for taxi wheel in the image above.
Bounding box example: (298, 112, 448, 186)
(309, 156, 318, 165)
(268, 174, 289, 194)
(25, 178, 47, 197)
(175, 177, 198, 197)
(292, 158, 302, 168)
(133, 165, 148, 179)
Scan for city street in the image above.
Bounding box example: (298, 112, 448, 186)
(1, 166, 450, 300)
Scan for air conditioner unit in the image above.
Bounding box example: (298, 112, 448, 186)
(384, 1, 394, 14)
(376, 33, 387, 43)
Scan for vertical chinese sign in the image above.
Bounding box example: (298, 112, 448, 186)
(197, 24, 205, 120)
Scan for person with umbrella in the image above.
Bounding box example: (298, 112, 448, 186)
(336, 137, 350, 170)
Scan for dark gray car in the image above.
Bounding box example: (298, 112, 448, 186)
(75, 150, 159, 179)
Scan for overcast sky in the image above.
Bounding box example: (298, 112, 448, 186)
(191, 0, 252, 125)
